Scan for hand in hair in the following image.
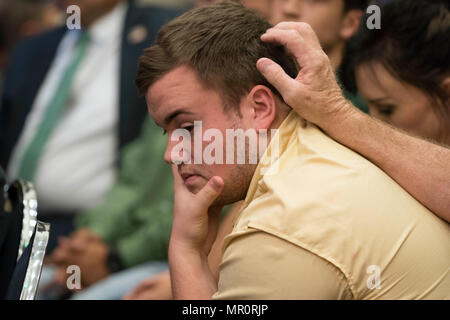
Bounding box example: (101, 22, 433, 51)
(256, 21, 355, 130)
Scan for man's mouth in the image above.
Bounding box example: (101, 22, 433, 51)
(180, 172, 202, 185)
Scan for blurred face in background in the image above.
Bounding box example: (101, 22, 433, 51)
(355, 62, 450, 144)
(240, 0, 274, 20)
(273, 0, 344, 48)
(271, 0, 362, 68)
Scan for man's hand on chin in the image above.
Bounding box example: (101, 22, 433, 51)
(169, 165, 224, 300)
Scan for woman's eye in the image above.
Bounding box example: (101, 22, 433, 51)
(378, 105, 396, 116)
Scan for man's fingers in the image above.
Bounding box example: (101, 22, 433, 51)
(261, 28, 306, 61)
(171, 164, 183, 189)
(271, 22, 322, 49)
(261, 27, 321, 69)
(257, 58, 299, 98)
(196, 176, 224, 208)
(171, 164, 190, 196)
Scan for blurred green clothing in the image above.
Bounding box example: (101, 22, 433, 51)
(75, 118, 173, 268)
(336, 69, 369, 114)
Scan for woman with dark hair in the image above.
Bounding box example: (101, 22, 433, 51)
(343, 0, 450, 145)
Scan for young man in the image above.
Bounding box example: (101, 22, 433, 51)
(136, 2, 449, 299)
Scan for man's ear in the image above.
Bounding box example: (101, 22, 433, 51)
(340, 9, 363, 40)
(244, 85, 277, 130)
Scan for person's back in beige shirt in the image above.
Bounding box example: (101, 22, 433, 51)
(214, 111, 450, 300)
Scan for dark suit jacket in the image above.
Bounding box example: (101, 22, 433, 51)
(0, 1, 182, 170)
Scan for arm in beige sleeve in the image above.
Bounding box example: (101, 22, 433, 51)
(213, 231, 353, 300)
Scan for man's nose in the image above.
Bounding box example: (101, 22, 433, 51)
(164, 138, 176, 164)
(164, 136, 191, 165)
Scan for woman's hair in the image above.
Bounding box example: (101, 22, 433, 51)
(341, 0, 450, 123)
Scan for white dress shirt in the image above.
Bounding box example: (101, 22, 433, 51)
(7, 3, 128, 214)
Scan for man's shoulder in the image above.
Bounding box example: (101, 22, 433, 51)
(253, 118, 440, 235)
(228, 117, 450, 299)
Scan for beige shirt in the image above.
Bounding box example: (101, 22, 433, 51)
(213, 111, 450, 300)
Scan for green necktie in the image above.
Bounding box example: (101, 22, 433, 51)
(18, 31, 90, 181)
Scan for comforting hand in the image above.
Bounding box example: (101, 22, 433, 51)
(256, 22, 355, 129)
(122, 271, 172, 300)
(169, 165, 224, 256)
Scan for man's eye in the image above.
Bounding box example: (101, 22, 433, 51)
(181, 125, 194, 132)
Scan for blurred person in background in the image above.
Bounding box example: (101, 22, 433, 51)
(0, 0, 62, 69)
(271, 0, 369, 112)
(0, 0, 183, 299)
(344, 0, 450, 145)
(0, 0, 179, 251)
(0, 0, 62, 99)
(39, 118, 175, 300)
